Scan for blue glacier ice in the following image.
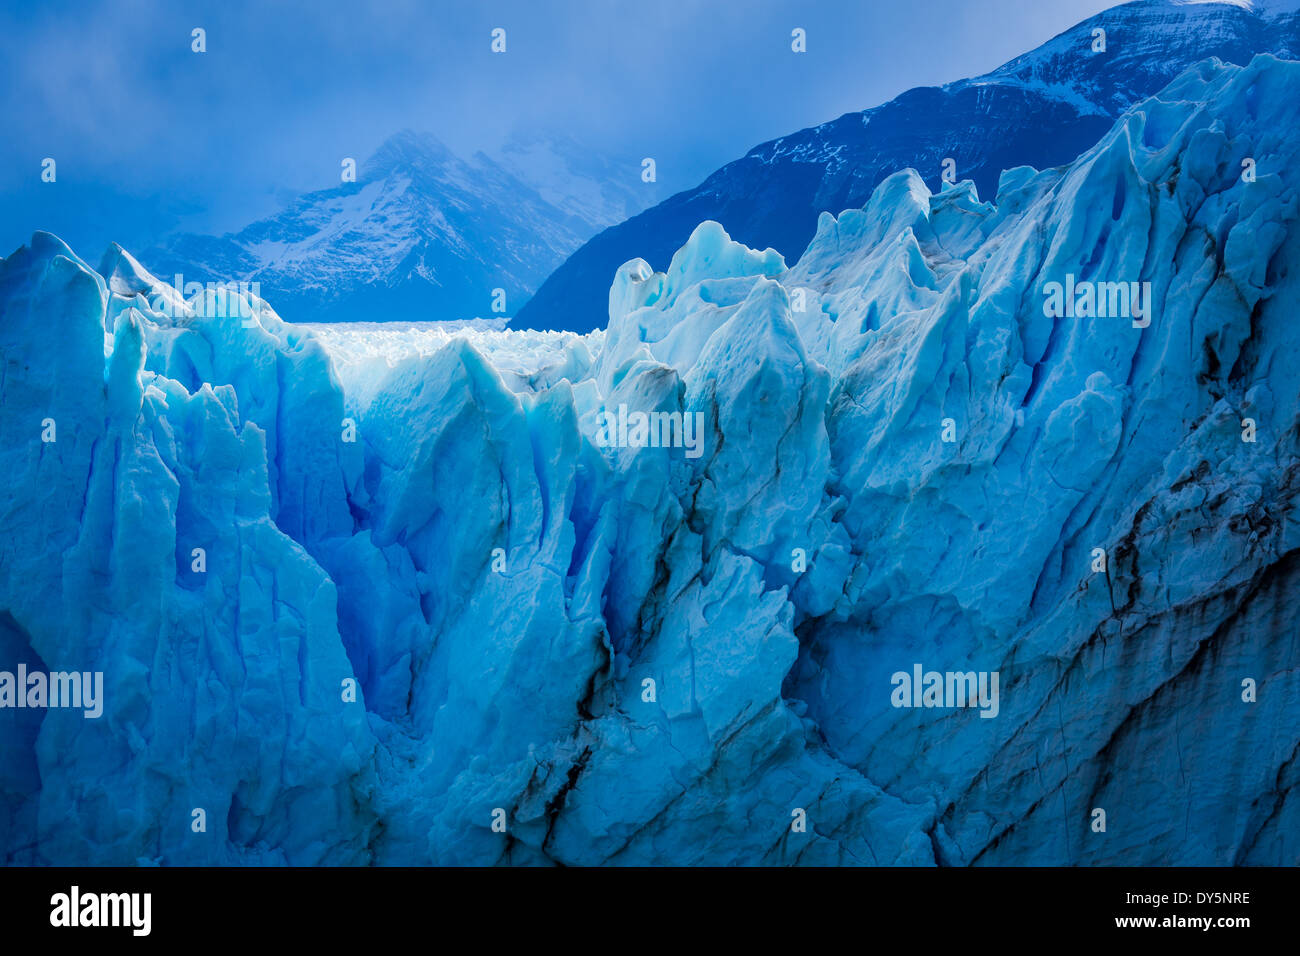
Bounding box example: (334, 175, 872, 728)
(1, 54, 1297, 865)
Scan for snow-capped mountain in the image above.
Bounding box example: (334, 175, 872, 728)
(143, 130, 656, 325)
(515, 0, 1300, 332)
(2, 51, 1296, 864)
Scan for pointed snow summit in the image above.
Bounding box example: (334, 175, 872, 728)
(142, 129, 656, 325)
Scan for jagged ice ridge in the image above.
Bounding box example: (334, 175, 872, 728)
(0, 55, 1297, 865)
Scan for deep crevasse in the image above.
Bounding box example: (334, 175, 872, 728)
(1, 55, 1297, 866)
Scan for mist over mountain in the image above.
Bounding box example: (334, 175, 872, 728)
(143, 130, 659, 325)
(3, 0, 1299, 872)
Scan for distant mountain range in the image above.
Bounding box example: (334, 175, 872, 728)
(513, 0, 1300, 332)
(141, 1, 1300, 331)
(142, 131, 660, 324)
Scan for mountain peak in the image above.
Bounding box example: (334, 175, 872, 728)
(514, 0, 1299, 332)
(141, 125, 660, 323)
(1172, 0, 1300, 15)
(361, 129, 457, 179)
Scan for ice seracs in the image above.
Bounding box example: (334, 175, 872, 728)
(1, 54, 1297, 866)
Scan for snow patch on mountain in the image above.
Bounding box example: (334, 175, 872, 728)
(515, 0, 1300, 333)
(143, 130, 658, 326)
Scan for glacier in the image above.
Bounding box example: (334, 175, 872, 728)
(1, 54, 1297, 866)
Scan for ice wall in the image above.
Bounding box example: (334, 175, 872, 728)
(1, 55, 1296, 865)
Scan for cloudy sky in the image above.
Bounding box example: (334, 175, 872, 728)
(0, 0, 1117, 256)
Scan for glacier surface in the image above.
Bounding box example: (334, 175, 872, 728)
(1, 55, 1297, 865)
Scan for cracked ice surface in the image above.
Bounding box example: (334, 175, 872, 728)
(1, 55, 1298, 865)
